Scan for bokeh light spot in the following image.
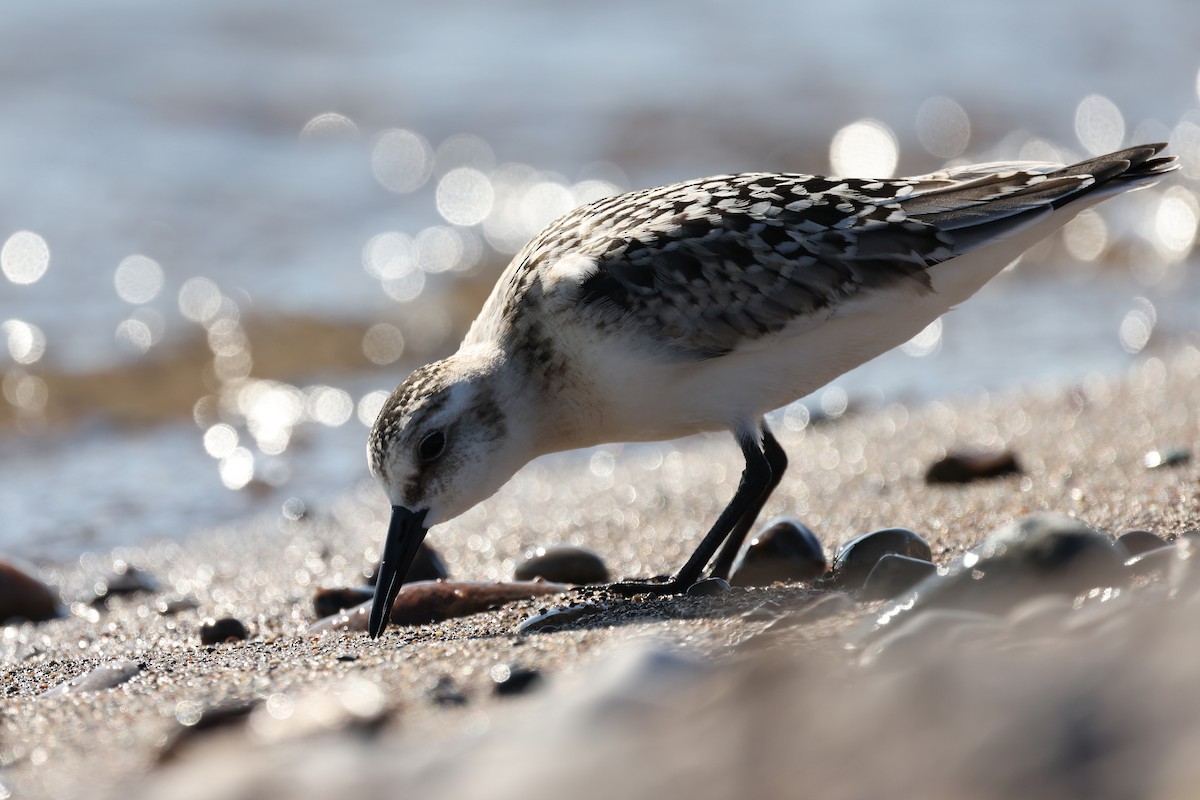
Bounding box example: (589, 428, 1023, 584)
(1074, 94, 1125, 156)
(1119, 299, 1156, 354)
(3, 320, 46, 365)
(900, 318, 943, 358)
(1062, 209, 1109, 262)
(203, 423, 239, 459)
(362, 232, 416, 280)
(1154, 187, 1199, 257)
(300, 112, 359, 142)
(363, 323, 405, 365)
(357, 390, 389, 428)
(114, 255, 164, 304)
(115, 318, 153, 353)
(415, 226, 464, 273)
(436, 167, 494, 226)
(1, 231, 50, 285)
(915, 97, 970, 159)
(219, 447, 255, 490)
(178, 277, 223, 323)
(307, 385, 353, 427)
(830, 119, 898, 178)
(371, 129, 433, 194)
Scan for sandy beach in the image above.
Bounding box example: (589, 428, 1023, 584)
(2, 338, 1197, 799)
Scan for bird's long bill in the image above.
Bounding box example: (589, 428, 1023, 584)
(367, 506, 430, 639)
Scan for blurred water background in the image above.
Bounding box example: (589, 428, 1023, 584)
(1, 1, 1198, 560)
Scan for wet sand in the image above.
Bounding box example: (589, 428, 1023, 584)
(2, 340, 1199, 799)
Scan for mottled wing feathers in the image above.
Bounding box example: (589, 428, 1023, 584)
(488, 144, 1175, 360)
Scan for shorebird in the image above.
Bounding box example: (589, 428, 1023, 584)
(365, 143, 1177, 637)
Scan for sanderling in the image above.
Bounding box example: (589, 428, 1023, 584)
(365, 143, 1177, 637)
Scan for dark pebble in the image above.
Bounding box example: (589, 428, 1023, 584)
(491, 664, 541, 696)
(312, 586, 373, 619)
(92, 563, 159, 604)
(43, 660, 143, 696)
(365, 541, 448, 585)
(335, 654, 357, 662)
(198, 617, 248, 645)
(0, 559, 60, 624)
(514, 544, 609, 585)
(861, 555, 939, 601)
(1143, 448, 1190, 469)
(156, 597, 199, 616)
(729, 518, 827, 587)
(430, 676, 468, 706)
(1116, 530, 1167, 558)
(925, 450, 1022, 484)
(687, 577, 731, 597)
(832, 528, 932, 590)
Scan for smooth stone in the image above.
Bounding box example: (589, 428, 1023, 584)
(686, 577, 731, 597)
(513, 545, 609, 585)
(307, 579, 574, 633)
(924, 450, 1022, 484)
(365, 541, 449, 585)
(0, 559, 61, 624)
(43, 660, 143, 696)
(1142, 447, 1190, 469)
(491, 664, 542, 696)
(729, 518, 827, 587)
(313, 586, 373, 619)
(832, 528, 932, 590)
(198, 617, 248, 644)
(1116, 530, 1167, 558)
(429, 676, 467, 706)
(861, 555, 938, 601)
(92, 563, 159, 604)
(155, 596, 200, 616)
(869, 514, 1127, 632)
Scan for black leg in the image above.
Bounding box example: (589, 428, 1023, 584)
(610, 422, 774, 596)
(708, 422, 787, 581)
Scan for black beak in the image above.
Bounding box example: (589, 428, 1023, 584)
(368, 506, 430, 639)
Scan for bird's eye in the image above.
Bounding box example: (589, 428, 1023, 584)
(418, 430, 446, 462)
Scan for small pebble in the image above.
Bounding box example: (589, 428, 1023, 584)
(686, 577, 731, 597)
(365, 541, 449, 585)
(312, 586, 373, 619)
(925, 450, 1022, 484)
(198, 617, 248, 645)
(491, 664, 541, 696)
(514, 544, 609, 584)
(92, 563, 159, 605)
(0, 559, 60, 624)
(1142, 448, 1190, 469)
(729, 518, 827, 587)
(43, 660, 143, 696)
(429, 676, 467, 706)
(1116, 530, 1167, 558)
(860, 555, 938, 601)
(156, 597, 199, 616)
(832, 528, 932, 590)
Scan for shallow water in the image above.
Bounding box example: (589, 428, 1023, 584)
(1, 0, 1198, 560)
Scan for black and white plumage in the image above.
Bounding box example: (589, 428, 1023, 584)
(365, 143, 1178, 637)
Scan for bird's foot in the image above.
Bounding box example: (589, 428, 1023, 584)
(606, 575, 690, 597)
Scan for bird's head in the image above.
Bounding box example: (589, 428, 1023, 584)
(364, 347, 527, 637)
